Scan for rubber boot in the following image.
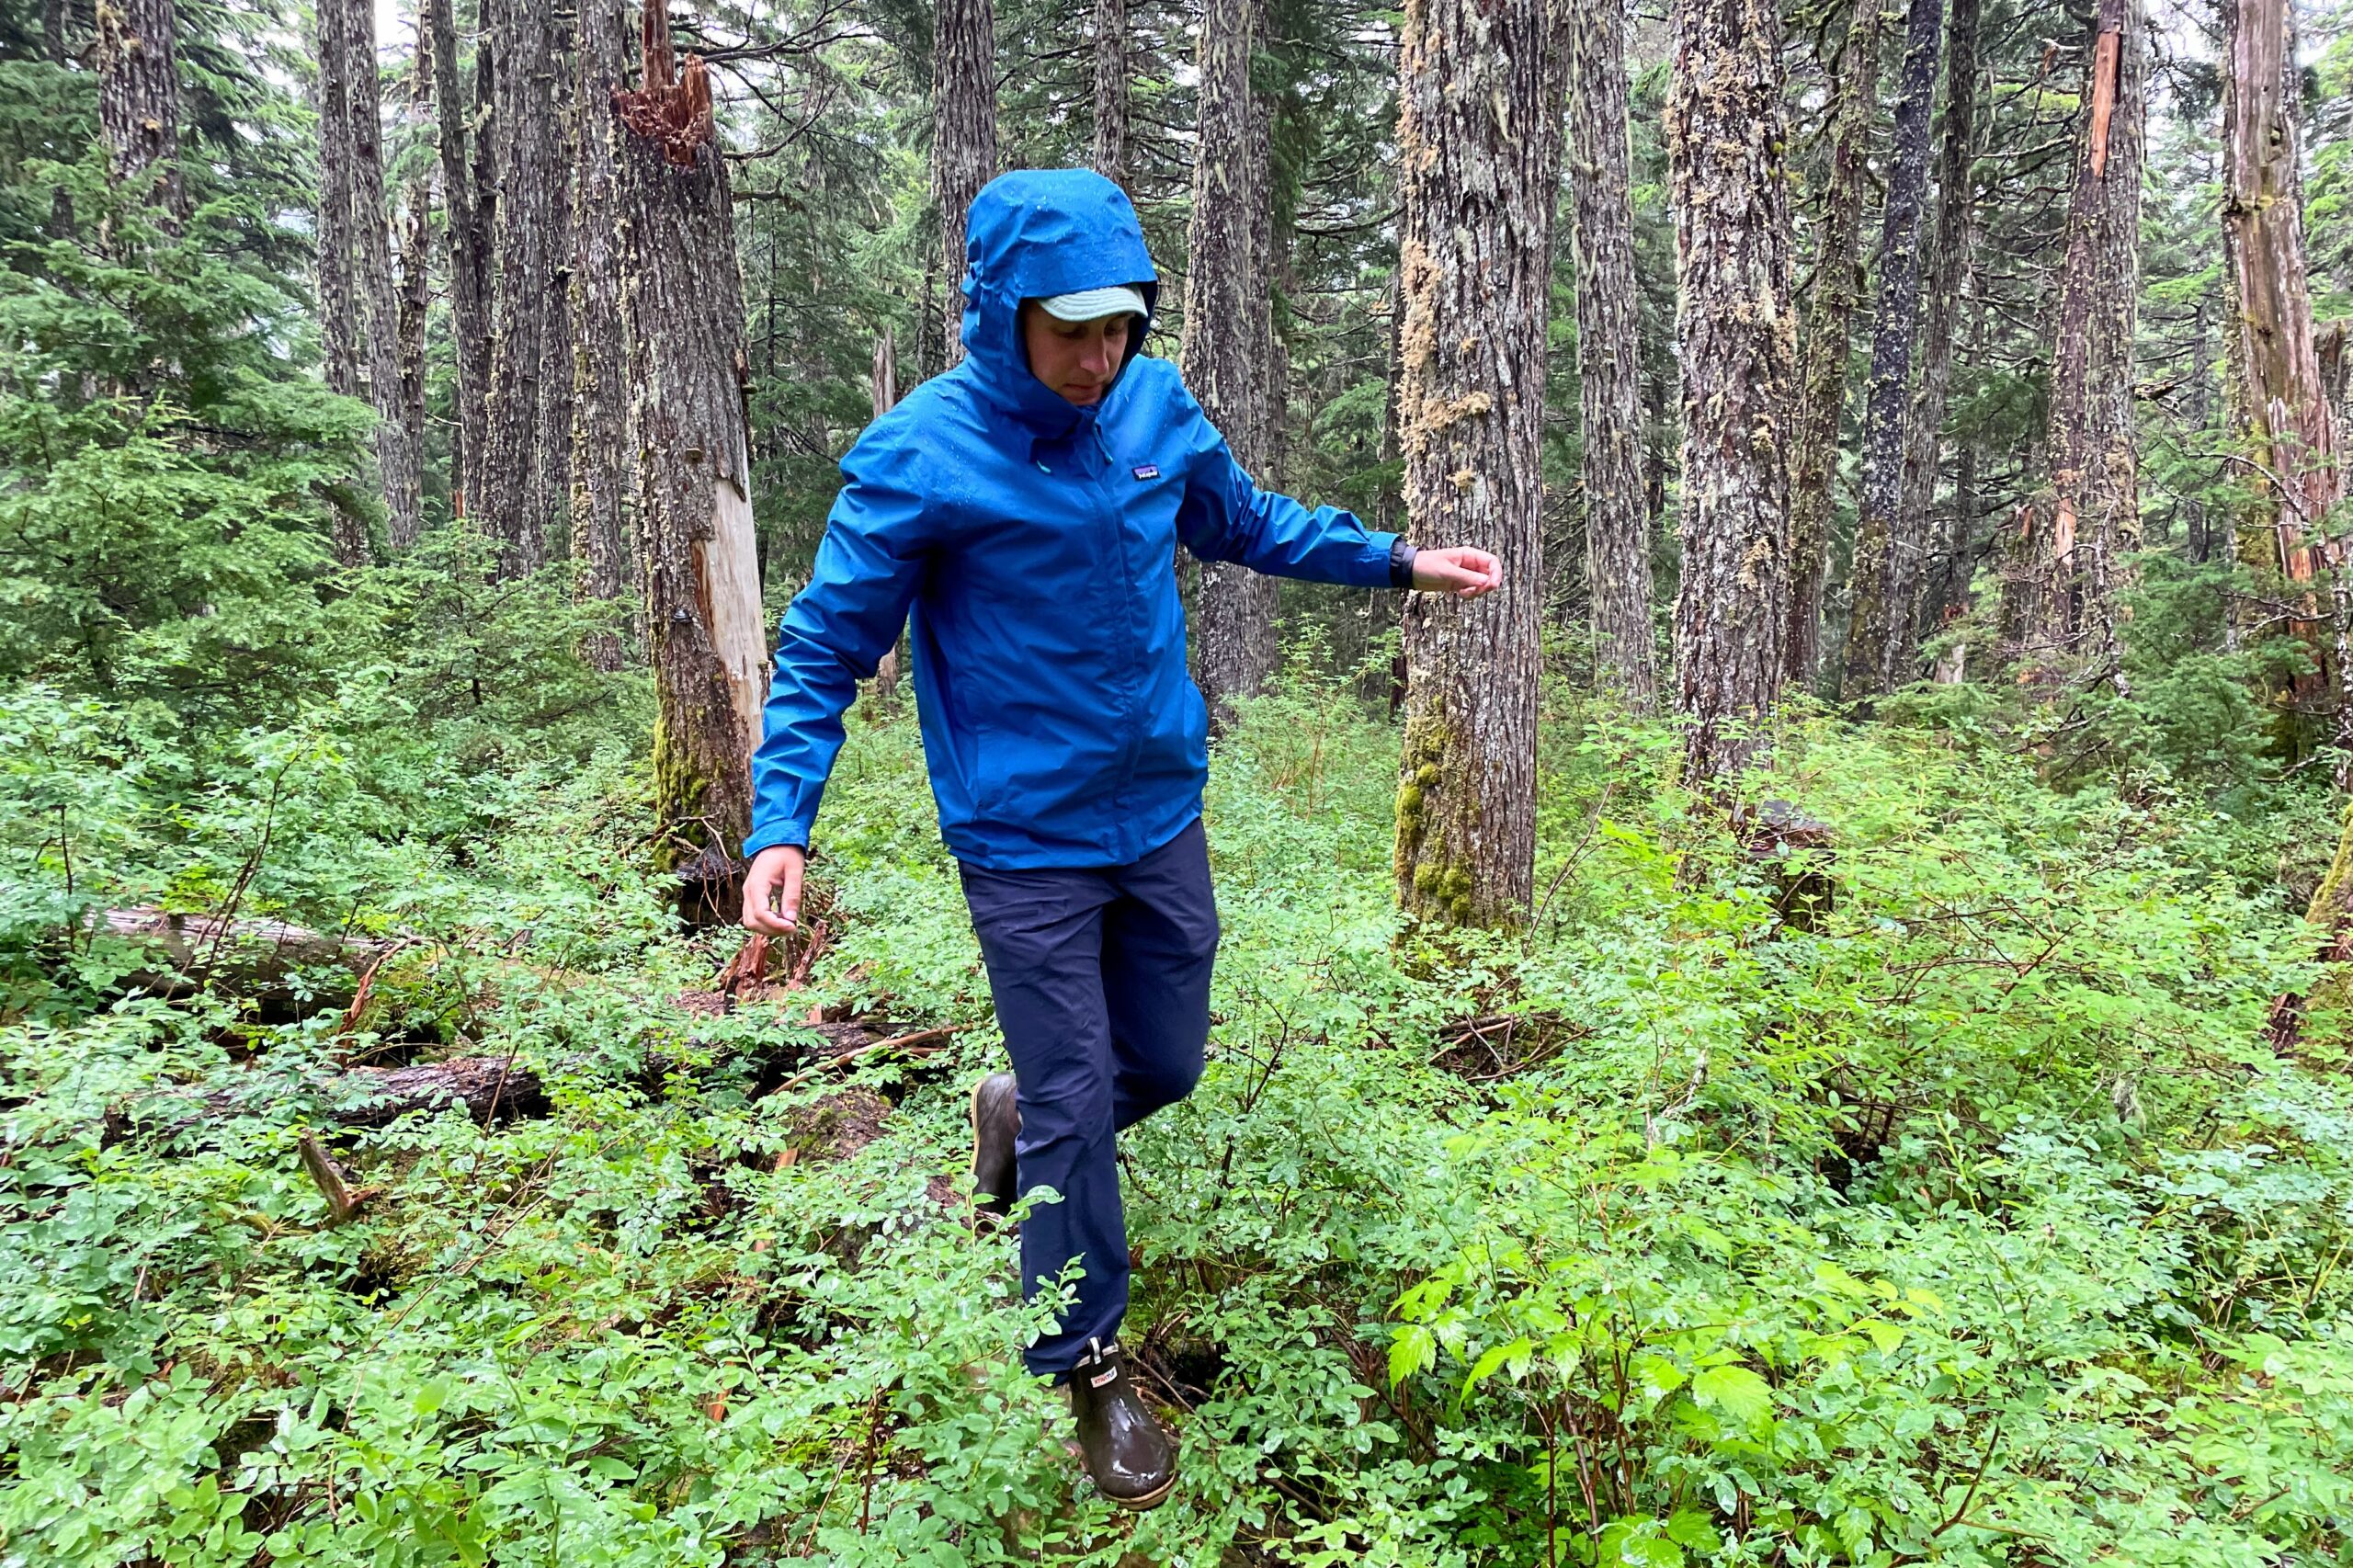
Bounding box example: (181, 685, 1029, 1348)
(969, 1071, 1019, 1219)
(1064, 1337, 1176, 1510)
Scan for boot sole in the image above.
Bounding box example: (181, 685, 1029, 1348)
(1107, 1472, 1176, 1511)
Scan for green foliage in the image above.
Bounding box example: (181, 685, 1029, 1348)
(6, 663, 2348, 1564)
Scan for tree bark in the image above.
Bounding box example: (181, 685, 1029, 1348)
(426, 0, 493, 523)
(574, 0, 633, 672)
(615, 12, 767, 866)
(480, 0, 559, 574)
(2222, 0, 2339, 707)
(2003, 0, 2143, 679)
(313, 0, 371, 564)
(1564, 0, 1658, 711)
(1668, 0, 1796, 785)
(540, 2, 580, 560)
(1185, 0, 1280, 730)
(1392, 0, 1560, 926)
(1091, 0, 1129, 188)
(1896, 0, 1984, 644)
(95, 0, 183, 222)
(933, 0, 997, 369)
(341, 0, 424, 547)
(1782, 0, 1880, 687)
(1842, 0, 1946, 701)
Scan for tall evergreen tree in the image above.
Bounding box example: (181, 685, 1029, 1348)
(1091, 0, 1128, 187)
(479, 0, 559, 574)
(1668, 0, 1797, 783)
(95, 0, 183, 221)
(1563, 0, 1657, 710)
(1185, 0, 1279, 729)
(2004, 0, 2143, 680)
(932, 0, 997, 367)
(426, 0, 493, 520)
(1783, 0, 1880, 686)
(1898, 0, 1984, 647)
(1843, 0, 1947, 700)
(1392, 0, 1561, 926)
(615, 7, 766, 875)
(573, 0, 633, 671)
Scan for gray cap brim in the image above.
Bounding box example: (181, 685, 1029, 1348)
(1036, 285, 1151, 323)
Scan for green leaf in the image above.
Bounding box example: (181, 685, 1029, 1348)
(1691, 1364, 1775, 1426)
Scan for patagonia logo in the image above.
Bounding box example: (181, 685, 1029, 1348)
(1132, 464, 1160, 481)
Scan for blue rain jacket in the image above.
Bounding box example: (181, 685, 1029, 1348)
(745, 169, 1403, 869)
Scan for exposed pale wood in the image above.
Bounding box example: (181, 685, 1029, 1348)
(2003, 0, 2143, 680)
(616, 12, 765, 866)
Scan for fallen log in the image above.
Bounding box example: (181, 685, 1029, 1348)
(91, 906, 397, 1013)
(108, 1055, 548, 1145)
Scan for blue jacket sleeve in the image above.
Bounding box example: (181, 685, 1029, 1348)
(745, 434, 932, 858)
(1172, 385, 1399, 587)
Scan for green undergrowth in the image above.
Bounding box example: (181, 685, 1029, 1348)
(2, 656, 2350, 1567)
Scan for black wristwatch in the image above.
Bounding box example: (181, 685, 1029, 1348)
(1388, 538, 1419, 590)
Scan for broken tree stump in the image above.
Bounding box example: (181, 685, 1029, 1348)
(1743, 800, 1837, 932)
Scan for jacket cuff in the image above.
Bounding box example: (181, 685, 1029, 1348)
(741, 823, 810, 859)
(1388, 537, 1419, 590)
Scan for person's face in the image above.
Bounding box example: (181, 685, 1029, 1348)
(1020, 303, 1133, 405)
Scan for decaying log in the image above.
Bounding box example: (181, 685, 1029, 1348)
(93, 907, 396, 1011)
(111, 1056, 548, 1145)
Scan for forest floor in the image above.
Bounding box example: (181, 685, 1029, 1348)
(4, 663, 2351, 1566)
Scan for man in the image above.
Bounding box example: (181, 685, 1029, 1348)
(740, 168, 1499, 1509)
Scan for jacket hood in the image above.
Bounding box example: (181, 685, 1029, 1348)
(960, 169, 1160, 437)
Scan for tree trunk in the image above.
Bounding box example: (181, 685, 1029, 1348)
(95, 0, 183, 222)
(615, 12, 766, 866)
(540, 2, 580, 560)
(1091, 0, 1128, 188)
(2222, 0, 2339, 708)
(398, 178, 430, 528)
(1392, 0, 1560, 926)
(1782, 0, 1880, 687)
(933, 0, 997, 369)
(2004, 0, 2143, 679)
(574, 0, 633, 672)
(313, 0, 370, 564)
(480, 0, 558, 574)
(426, 0, 493, 522)
(1841, 0, 1946, 702)
(1564, 0, 1658, 712)
(1668, 0, 1797, 786)
(1896, 0, 1984, 643)
(341, 0, 424, 548)
(1185, 0, 1280, 730)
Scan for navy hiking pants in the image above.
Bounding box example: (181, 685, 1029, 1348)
(957, 816, 1218, 1377)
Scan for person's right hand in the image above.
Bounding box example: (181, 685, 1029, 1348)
(741, 844, 807, 935)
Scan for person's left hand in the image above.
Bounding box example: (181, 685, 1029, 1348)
(1412, 546, 1503, 600)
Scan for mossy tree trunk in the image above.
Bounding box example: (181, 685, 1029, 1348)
(616, 12, 766, 867)
(1185, 0, 1280, 731)
(1782, 0, 1880, 689)
(2000, 0, 2143, 684)
(1564, 0, 1658, 712)
(2222, 0, 2342, 716)
(1667, 0, 1797, 786)
(341, 0, 424, 549)
(1391, 0, 1561, 927)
